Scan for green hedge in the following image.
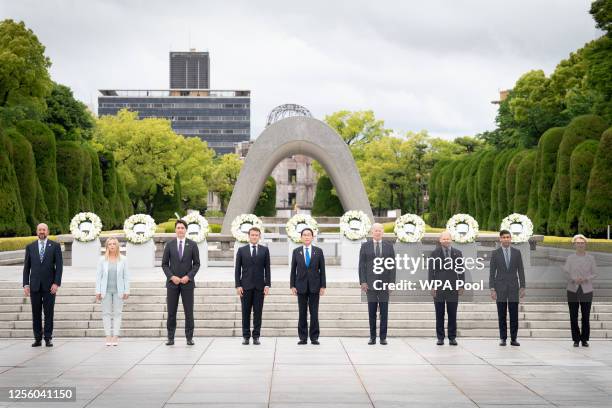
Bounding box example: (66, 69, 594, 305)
(505, 151, 527, 209)
(580, 127, 612, 236)
(100, 151, 122, 228)
(428, 160, 450, 226)
(488, 150, 514, 230)
(17, 120, 60, 232)
(80, 146, 93, 212)
(513, 150, 537, 214)
(564, 140, 599, 235)
(465, 154, 483, 217)
(152, 174, 182, 223)
(86, 146, 110, 227)
(440, 161, 459, 221)
(5, 128, 37, 233)
(534, 127, 564, 234)
(56, 141, 85, 217)
(117, 176, 132, 219)
(57, 183, 69, 230)
(497, 150, 518, 223)
(254, 176, 276, 216)
(0, 133, 30, 236)
(553, 115, 607, 235)
(312, 175, 343, 216)
(476, 151, 495, 227)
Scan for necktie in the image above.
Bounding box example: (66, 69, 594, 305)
(178, 240, 183, 260)
(445, 248, 450, 259)
(305, 247, 311, 268)
(39, 241, 45, 262)
(375, 241, 381, 257)
(504, 248, 510, 269)
(252, 245, 257, 257)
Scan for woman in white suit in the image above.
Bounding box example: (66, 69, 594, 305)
(96, 237, 130, 346)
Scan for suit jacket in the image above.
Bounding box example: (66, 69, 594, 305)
(290, 245, 326, 294)
(428, 245, 463, 301)
(162, 238, 200, 289)
(23, 239, 63, 291)
(235, 244, 271, 290)
(359, 239, 396, 290)
(489, 246, 525, 301)
(95, 256, 130, 298)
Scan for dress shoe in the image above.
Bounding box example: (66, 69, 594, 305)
(573, 341, 580, 347)
(186, 339, 195, 346)
(44, 339, 53, 347)
(368, 338, 376, 345)
(499, 339, 507, 346)
(32, 340, 42, 347)
(242, 338, 250, 345)
(310, 339, 320, 345)
(253, 338, 260, 345)
(165, 339, 174, 346)
(380, 339, 388, 345)
(581, 341, 589, 347)
(510, 340, 520, 347)
(449, 339, 458, 346)
(436, 339, 444, 346)
(297, 339, 307, 345)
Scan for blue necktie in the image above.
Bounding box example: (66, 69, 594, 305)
(504, 248, 510, 269)
(305, 247, 311, 268)
(179, 240, 183, 260)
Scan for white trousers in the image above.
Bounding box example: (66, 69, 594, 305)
(101, 292, 124, 336)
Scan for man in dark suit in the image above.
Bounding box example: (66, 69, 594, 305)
(290, 228, 326, 345)
(428, 231, 464, 346)
(162, 219, 200, 345)
(23, 223, 63, 347)
(235, 227, 271, 345)
(359, 223, 396, 345)
(490, 229, 526, 346)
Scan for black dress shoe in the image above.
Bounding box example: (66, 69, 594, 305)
(297, 339, 307, 345)
(499, 339, 507, 346)
(186, 339, 195, 346)
(581, 341, 589, 347)
(32, 340, 42, 347)
(436, 339, 444, 346)
(380, 339, 388, 345)
(510, 340, 520, 347)
(449, 339, 458, 346)
(368, 338, 376, 345)
(573, 341, 580, 347)
(242, 338, 250, 345)
(253, 338, 260, 345)
(44, 339, 53, 347)
(165, 339, 174, 346)
(310, 339, 320, 345)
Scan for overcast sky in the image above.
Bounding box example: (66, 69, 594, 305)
(2, 0, 603, 139)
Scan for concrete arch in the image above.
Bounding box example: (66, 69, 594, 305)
(221, 116, 373, 234)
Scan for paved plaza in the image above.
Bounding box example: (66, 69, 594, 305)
(0, 337, 611, 407)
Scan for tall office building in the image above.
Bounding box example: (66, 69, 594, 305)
(170, 50, 210, 89)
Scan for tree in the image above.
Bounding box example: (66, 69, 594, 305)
(513, 150, 537, 214)
(85, 145, 111, 227)
(208, 153, 242, 212)
(312, 175, 343, 216)
(565, 140, 599, 235)
(5, 128, 38, 232)
(56, 141, 85, 217)
(488, 150, 514, 229)
(476, 151, 495, 226)
(176, 136, 215, 210)
(590, 0, 612, 36)
(254, 176, 276, 216)
(44, 82, 94, 141)
(324, 110, 391, 148)
(152, 173, 182, 223)
(0, 132, 30, 236)
(534, 127, 564, 233)
(580, 127, 612, 236)
(0, 20, 52, 125)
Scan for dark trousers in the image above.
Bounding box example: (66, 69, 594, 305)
(241, 288, 265, 338)
(567, 287, 593, 342)
(30, 289, 55, 340)
(297, 291, 320, 341)
(496, 301, 519, 340)
(368, 301, 389, 339)
(167, 285, 194, 340)
(434, 300, 457, 340)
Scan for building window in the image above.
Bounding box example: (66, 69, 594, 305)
(288, 169, 297, 184)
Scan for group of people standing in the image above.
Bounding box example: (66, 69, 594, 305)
(22, 221, 597, 348)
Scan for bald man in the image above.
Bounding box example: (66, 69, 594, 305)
(23, 223, 63, 347)
(428, 231, 463, 346)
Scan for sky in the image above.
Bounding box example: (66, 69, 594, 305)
(1, 0, 603, 139)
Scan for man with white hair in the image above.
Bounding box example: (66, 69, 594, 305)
(22, 223, 63, 347)
(359, 223, 396, 345)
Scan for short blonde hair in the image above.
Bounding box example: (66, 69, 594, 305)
(572, 234, 588, 243)
(104, 237, 122, 260)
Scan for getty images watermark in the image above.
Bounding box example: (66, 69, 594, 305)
(371, 254, 486, 291)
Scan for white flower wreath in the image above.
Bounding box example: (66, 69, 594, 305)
(70, 212, 103, 242)
(286, 214, 319, 243)
(446, 213, 479, 243)
(394, 213, 426, 243)
(182, 212, 209, 243)
(340, 210, 372, 241)
(500, 213, 533, 243)
(123, 214, 156, 244)
(231, 214, 263, 243)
